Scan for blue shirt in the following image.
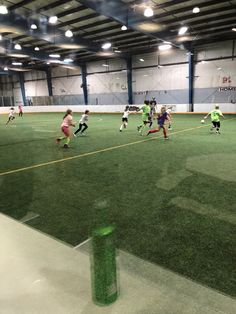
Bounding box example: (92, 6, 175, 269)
(157, 112, 168, 125)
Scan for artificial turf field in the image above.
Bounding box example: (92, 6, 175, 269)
(0, 112, 236, 297)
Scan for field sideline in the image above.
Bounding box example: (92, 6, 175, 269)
(0, 112, 235, 297)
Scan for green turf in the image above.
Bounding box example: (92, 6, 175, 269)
(0, 112, 236, 296)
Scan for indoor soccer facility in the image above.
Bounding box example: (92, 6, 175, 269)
(0, 1, 236, 313)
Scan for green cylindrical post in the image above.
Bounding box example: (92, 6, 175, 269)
(91, 225, 118, 305)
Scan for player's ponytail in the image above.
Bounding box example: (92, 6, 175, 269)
(63, 109, 72, 119)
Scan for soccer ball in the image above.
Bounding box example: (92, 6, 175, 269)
(201, 119, 205, 124)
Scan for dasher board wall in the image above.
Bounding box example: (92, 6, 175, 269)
(1, 41, 236, 107)
(0, 104, 235, 114)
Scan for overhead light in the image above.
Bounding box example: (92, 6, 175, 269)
(4, 66, 8, 71)
(14, 43, 22, 50)
(65, 29, 73, 37)
(157, 65, 163, 68)
(144, 7, 153, 17)
(49, 59, 62, 64)
(102, 64, 109, 67)
(0, 34, 2, 40)
(49, 16, 58, 24)
(30, 24, 37, 30)
(178, 26, 188, 35)
(34, 47, 40, 51)
(12, 62, 22, 66)
(102, 42, 112, 49)
(114, 50, 121, 53)
(49, 54, 60, 58)
(0, 5, 8, 14)
(192, 7, 200, 14)
(139, 58, 144, 62)
(159, 44, 171, 51)
(232, 28, 236, 32)
(46, 62, 50, 65)
(64, 58, 73, 63)
(217, 67, 222, 70)
(121, 25, 127, 31)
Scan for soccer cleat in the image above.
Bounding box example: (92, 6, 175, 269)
(73, 133, 77, 137)
(119, 130, 122, 132)
(164, 137, 169, 140)
(63, 144, 69, 148)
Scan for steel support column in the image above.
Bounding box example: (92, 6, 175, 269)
(126, 56, 133, 105)
(188, 51, 194, 112)
(81, 63, 88, 105)
(19, 72, 26, 106)
(45, 67, 53, 97)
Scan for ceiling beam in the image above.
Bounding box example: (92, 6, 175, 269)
(78, 0, 182, 48)
(9, 0, 37, 11)
(39, 0, 72, 12)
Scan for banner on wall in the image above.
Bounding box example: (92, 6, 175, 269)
(219, 87, 236, 91)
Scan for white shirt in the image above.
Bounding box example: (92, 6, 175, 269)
(122, 111, 129, 118)
(79, 114, 89, 124)
(9, 108, 14, 117)
(166, 108, 172, 115)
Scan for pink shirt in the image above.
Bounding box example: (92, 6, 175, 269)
(61, 114, 73, 128)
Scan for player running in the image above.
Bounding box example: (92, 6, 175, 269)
(149, 97, 157, 128)
(137, 100, 150, 135)
(204, 105, 225, 134)
(56, 109, 76, 148)
(18, 104, 23, 117)
(6, 107, 15, 125)
(74, 110, 89, 136)
(119, 106, 130, 132)
(147, 106, 170, 139)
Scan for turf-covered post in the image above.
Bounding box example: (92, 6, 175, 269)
(91, 225, 118, 305)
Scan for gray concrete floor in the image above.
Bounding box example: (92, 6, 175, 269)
(0, 213, 235, 314)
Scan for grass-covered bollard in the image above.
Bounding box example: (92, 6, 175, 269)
(91, 225, 118, 305)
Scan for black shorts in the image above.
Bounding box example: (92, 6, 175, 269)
(212, 121, 220, 128)
(122, 117, 128, 122)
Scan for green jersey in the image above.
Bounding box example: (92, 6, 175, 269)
(140, 104, 150, 121)
(210, 109, 222, 122)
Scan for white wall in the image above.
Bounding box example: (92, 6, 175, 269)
(0, 104, 235, 114)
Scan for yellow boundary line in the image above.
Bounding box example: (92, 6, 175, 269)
(0, 120, 234, 177)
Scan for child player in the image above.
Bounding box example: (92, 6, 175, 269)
(6, 107, 15, 125)
(119, 105, 129, 132)
(56, 109, 76, 148)
(18, 104, 23, 117)
(149, 97, 157, 128)
(204, 105, 225, 134)
(166, 106, 173, 130)
(74, 110, 89, 136)
(147, 106, 169, 139)
(137, 100, 150, 135)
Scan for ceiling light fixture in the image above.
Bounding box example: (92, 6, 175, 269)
(121, 25, 127, 31)
(12, 62, 22, 66)
(34, 47, 40, 51)
(0, 5, 8, 14)
(30, 24, 37, 30)
(192, 7, 200, 14)
(102, 42, 112, 49)
(64, 58, 73, 63)
(159, 44, 171, 51)
(4, 66, 8, 71)
(14, 43, 22, 50)
(102, 64, 109, 67)
(144, 7, 153, 17)
(232, 28, 236, 32)
(178, 26, 188, 35)
(139, 58, 144, 62)
(65, 29, 73, 37)
(49, 54, 60, 58)
(114, 50, 121, 53)
(0, 34, 2, 41)
(49, 16, 58, 24)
